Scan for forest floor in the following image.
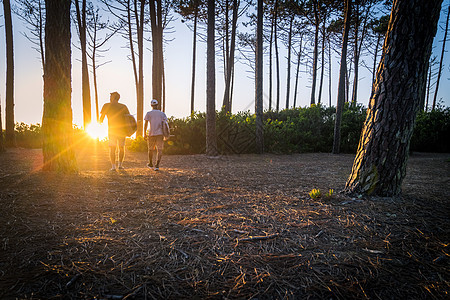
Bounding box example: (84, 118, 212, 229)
(0, 144, 449, 299)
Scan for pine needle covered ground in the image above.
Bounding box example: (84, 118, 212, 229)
(0, 146, 448, 299)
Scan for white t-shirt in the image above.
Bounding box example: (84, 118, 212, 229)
(144, 109, 168, 136)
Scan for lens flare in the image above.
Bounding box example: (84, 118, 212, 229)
(86, 122, 108, 140)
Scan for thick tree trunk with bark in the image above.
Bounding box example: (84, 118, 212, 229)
(345, 0, 443, 196)
(206, 0, 218, 156)
(42, 0, 77, 172)
(3, 0, 15, 147)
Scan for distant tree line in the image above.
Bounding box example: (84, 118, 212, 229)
(13, 104, 450, 155)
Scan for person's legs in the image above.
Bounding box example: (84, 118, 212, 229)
(117, 137, 126, 169)
(109, 146, 116, 170)
(147, 136, 156, 168)
(148, 149, 154, 167)
(109, 135, 118, 170)
(155, 136, 164, 170)
(118, 146, 125, 168)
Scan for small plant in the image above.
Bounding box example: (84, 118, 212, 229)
(309, 188, 334, 200)
(309, 188, 322, 200)
(324, 189, 334, 199)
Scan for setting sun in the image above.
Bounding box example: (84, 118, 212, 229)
(86, 122, 108, 140)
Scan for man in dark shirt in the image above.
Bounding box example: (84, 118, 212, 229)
(100, 92, 130, 171)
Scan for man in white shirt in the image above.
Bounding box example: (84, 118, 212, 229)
(144, 99, 168, 171)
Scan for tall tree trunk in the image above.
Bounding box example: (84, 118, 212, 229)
(206, 0, 218, 156)
(432, 4, 449, 110)
(92, 56, 100, 121)
(332, 0, 351, 154)
(426, 63, 432, 111)
(150, 0, 164, 110)
(224, 0, 230, 86)
(345, 63, 349, 102)
(345, 0, 443, 196)
(136, 0, 145, 136)
(223, 0, 238, 113)
(255, 0, 264, 154)
(310, 0, 319, 105)
(274, 0, 280, 111)
(328, 37, 332, 107)
(126, 0, 140, 128)
(317, 14, 326, 105)
(285, 16, 293, 109)
(42, 0, 77, 172)
(75, 0, 91, 129)
(190, 9, 198, 114)
(3, 0, 15, 147)
(371, 34, 381, 98)
(268, 10, 274, 110)
(293, 35, 303, 108)
(350, 1, 360, 105)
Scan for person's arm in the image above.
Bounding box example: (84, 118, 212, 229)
(99, 105, 107, 124)
(144, 120, 149, 139)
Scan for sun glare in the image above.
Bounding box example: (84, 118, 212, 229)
(86, 122, 108, 140)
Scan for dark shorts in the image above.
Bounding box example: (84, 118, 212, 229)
(147, 135, 164, 150)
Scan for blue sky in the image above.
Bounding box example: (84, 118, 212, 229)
(0, 1, 449, 127)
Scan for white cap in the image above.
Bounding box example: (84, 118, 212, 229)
(151, 99, 158, 106)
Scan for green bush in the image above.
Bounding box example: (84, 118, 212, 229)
(411, 106, 450, 152)
(15, 122, 42, 148)
(8, 105, 449, 154)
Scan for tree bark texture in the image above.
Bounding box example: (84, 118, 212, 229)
(42, 0, 77, 172)
(345, 0, 443, 196)
(3, 0, 15, 146)
(206, 0, 218, 156)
